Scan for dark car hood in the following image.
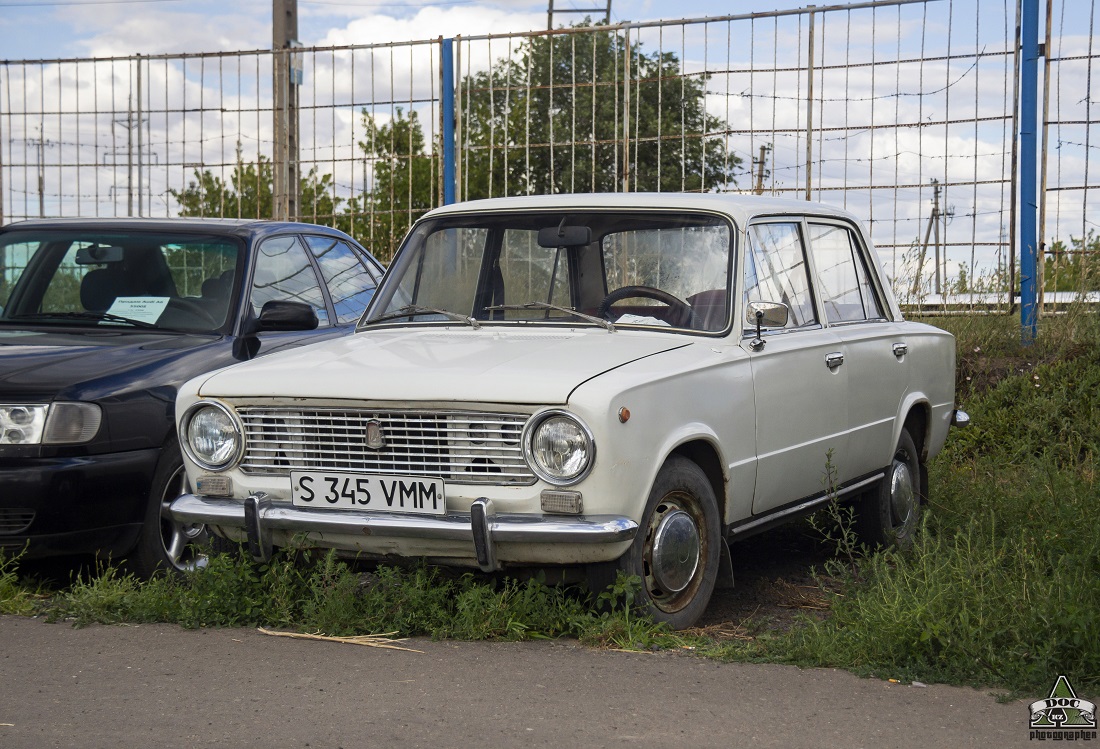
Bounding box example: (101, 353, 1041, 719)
(0, 326, 228, 402)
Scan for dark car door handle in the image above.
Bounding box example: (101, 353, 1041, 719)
(892, 343, 909, 357)
(825, 352, 844, 369)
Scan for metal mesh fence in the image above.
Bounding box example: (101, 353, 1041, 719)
(0, 0, 1096, 301)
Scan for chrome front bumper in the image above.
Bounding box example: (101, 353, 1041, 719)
(169, 493, 639, 572)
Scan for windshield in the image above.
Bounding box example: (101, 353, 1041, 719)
(0, 229, 241, 333)
(363, 210, 734, 333)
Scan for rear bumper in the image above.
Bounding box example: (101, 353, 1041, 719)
(169, 493, 638, 571)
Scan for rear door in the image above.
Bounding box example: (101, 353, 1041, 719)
(805, 220, 907, 478)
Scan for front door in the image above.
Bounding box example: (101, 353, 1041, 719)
(741, 221, 850, 515)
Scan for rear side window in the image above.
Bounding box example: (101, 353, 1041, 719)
(744, 223, 817, 329)
(304, 236, 380, 324)
(807, 223, 885, 323)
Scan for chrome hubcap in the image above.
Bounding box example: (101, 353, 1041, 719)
(889, 459, 916, 527)
(650, 509, 701, 594)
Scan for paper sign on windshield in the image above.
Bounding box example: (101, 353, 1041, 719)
(107, 297, 170, 325)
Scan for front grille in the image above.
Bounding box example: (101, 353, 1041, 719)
(0, 509, 35, 534)
(237, 408, 534, 485)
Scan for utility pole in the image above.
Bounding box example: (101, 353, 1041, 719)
(547, 0, 611, 29)
(753, 144, 770, 195)
(28, 126, 52, 218)
(273, 0, 300, 221)
(109, 96, 149, 217)
(911, 179, 954, 297)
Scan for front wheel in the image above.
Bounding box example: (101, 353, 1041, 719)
(600, 455, 721, 630)
(126, 441, 212, 578)
(856, 428, 922, 548)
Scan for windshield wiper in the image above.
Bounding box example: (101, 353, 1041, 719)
(484, 301, 615, 332)
(9, 311, 161, 330)
(365, 304, 481, 329)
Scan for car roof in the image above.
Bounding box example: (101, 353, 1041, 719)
(422, 192, 866, 228)
(0, 216, 360, 244)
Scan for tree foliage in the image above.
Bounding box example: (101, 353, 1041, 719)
(170, 152, 341, 223)
(350, 108, 440, 261)
(1044, 231, 1100, 293)
(168, 28, 744, 265)
(458, 27, 742, 198)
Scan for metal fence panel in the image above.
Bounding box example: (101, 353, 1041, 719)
(0, 0, 1096, 298)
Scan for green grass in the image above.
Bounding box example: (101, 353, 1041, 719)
(0, 545, 683, 650)
(766, 310, 1100, 693)
(1, 310, 1096, 694)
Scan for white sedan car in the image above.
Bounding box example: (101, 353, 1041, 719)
(170, 193, 966, 628)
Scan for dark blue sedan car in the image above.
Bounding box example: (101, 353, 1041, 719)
(0, 218, 385, 576)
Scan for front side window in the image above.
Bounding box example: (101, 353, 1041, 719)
(744, 222, 817, 329)
(365, 211, 733, 333)
(251, 236, 329, 325)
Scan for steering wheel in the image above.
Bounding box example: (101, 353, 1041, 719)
(163, 297, 219, 329)
(597, 285, 698, 328)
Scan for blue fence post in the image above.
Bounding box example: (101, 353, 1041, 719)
(441, 38, 456, 206)
(1019, 0, 1040, 343)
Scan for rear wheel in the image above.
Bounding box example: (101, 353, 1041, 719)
(857, 428, 922, 548)
(595, 455, 721, 630)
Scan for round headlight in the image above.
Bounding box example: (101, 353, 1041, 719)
(524, 411, 595, 485)
(183, 403, 241, 471)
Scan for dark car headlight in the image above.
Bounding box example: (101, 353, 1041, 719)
(0, 402, 101, 445)
(523, 410, 595, 486)
(181, 401, 242, 471)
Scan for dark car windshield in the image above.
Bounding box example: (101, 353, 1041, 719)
(362, 210, 734, 333)
(0, 229, 241, 333)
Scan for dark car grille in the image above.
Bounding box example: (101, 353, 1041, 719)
(237, 408, 534, 485)
(0, 509, 35, 534)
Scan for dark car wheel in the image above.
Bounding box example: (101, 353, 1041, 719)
(591, 455, 721, 630)
(126, 441, 212, 578)
(857, 428, 922, 548)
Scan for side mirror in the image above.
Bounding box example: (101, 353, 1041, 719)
(746, 301, 789, 350)
(746, 301, 789, 329)
(233, 301, 319, 361)
(256, 300, 319, 332)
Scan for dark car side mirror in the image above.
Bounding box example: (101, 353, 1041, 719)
(255, 300, 319, 332)
(233, 300, 319, 360)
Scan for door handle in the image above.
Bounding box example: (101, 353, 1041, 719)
(892, 343, 909, 357)
(825, 352, 844, 369)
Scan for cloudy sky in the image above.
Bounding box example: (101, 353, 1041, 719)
(0, 0, 807, 60)
(1, 0, 1090, 284)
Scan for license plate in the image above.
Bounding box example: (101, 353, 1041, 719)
(290, 471, 446, 515)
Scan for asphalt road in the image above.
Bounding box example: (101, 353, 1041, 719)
(1, 615, 1035, 749)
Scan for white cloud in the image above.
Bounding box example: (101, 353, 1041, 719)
(318, 6, 546, 47)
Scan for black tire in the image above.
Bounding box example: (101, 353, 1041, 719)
(126, 441, 212, 578)
(596, 455, 721, 630)
(856, 428, 922, 549)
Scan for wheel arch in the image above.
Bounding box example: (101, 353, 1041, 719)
(901, 402, 930, 461)
(669, 439, 727, 526)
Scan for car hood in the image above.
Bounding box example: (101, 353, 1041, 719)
(194, 327, 690, 405)
(0, 326, 224, 401)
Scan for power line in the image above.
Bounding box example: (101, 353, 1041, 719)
(0, 0, 185, 6)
